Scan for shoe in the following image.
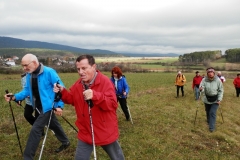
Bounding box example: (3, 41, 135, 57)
(175, 96, 179, 98)
(55, 142, 70, 153)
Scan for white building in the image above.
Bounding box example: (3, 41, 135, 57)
(5, 61, 16, 66)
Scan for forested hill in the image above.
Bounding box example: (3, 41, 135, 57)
(0, 36, 117, 55)
(0, 36, 180, 57)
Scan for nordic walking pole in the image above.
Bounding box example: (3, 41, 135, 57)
(5, 90, 23, 156)
(194, 91, 201, 127)
(125, 97, 133, 125)
(127, 105, 133, 125)
(219, 105, 224, 123)
(39, 81, 61, 160)
(61, 116, 78, 133)
(117, 107, 123, 115)
(84, 85, 97, 160)
(38, 103, 54, 160)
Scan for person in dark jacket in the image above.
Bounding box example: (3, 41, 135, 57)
(110, 66, 130, 121)
(192, 71, 203, 100)
(233, 73, 240, 97)
(4, 54, 70, 159)
(199, 67, 223, 132)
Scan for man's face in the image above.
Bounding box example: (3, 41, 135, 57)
(207, 71, 215, 78)
(76, 59, 96, 83)
(21, 59, 36, 73)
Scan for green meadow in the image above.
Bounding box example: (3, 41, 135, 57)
(0, 72, 240, 160)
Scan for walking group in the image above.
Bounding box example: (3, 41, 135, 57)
(4, 54, 130, 160)
(176, 68, 240, 133)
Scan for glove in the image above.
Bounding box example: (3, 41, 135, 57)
(54, 92, 62, 102)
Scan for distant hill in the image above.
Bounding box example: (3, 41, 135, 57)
(0, 36, 180, 57)
(0, 36, 117, 55)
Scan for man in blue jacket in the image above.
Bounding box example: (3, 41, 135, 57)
(4, 54, 70, 160)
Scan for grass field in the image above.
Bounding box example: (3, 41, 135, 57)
(95, 57, 178, 64)
(0, 72, 240, 160)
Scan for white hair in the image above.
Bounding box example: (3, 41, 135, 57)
(24, 53, 39, 63)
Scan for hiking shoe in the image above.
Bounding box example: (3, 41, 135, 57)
(55, 142, 70, 153)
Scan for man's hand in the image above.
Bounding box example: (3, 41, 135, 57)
(4, 93, 14, 102)
(54, 108, 63, 116)
(53, 83, 64, 93)
(83, 89, 93, 100)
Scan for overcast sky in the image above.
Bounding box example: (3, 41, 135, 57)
(0, 0, 239, 55)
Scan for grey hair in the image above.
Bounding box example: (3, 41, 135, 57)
(26, 53, 39, 63)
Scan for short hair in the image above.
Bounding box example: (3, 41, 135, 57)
(24, 53, 39, 63)
(76, 55, 95, 66)
(111, 66, 123, 79)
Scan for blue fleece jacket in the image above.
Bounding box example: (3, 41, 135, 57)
(110, 75, 130, 98)
(14, 64, 64, 113)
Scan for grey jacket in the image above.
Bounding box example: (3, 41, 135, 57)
(200, 75, 224, 104)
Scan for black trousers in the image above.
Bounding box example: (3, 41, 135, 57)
(236, 87, 240, 97)
(23, 110, 69, 160)
(176, 85, 184, 97)
(24, 104, 39, 125)
(117, 97, 130, 120)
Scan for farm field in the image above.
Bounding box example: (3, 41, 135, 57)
(95, 57, 178, 63)
(0, 72, 240, 159)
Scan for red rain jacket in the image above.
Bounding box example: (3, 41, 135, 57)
(61, 70, 119, 145)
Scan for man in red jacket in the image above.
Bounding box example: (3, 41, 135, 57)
(53, 55, 125, 159)
(233, 73, 240, 97)
(192, 71, 203, 100)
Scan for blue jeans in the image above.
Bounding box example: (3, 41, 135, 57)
(75, 139, 125, 160)
(194, 86, 200, 100)
(204, 103, 219, 131)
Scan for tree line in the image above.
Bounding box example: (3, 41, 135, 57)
(225, 48, 240, 62)
(178, 50, 222, 64)
(179, 48, 240, 63)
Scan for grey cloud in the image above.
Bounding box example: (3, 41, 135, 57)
(0, 0, 240, 54)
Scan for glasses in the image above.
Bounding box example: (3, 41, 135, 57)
(21, 61, 33, 67)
